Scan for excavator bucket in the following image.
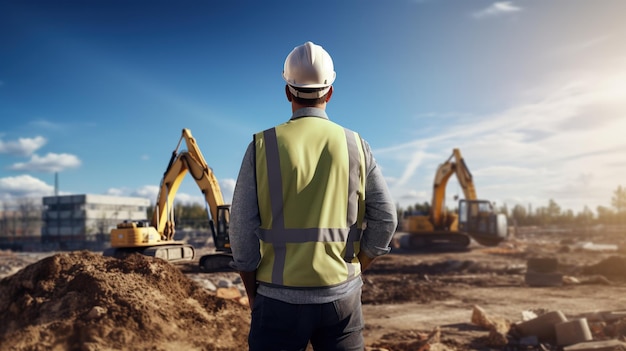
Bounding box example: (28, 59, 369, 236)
(199, 253, 234, 272)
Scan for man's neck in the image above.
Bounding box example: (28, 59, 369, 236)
(292, 102, 326, 113)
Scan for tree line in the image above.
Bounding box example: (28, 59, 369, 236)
(161, 185, 626, 228)
(0, 198, 41, 237)
(1, 185, 625, 238)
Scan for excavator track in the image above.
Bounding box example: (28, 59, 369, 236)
(199, 253, 234, 272)
(400, 232, 471, 252)
(469, 233, 506, 247)
(103, 243, 195, 263)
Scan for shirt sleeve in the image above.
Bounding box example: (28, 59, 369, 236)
(359, 140, 398, 258)
(229, 142, 262, 272)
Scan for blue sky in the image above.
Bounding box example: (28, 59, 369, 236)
(1, 0, 625, 214)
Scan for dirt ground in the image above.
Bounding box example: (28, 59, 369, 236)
(2, 226, 626, 351)
(361, 227, 626, 350)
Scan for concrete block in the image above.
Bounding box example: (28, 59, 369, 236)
(515, 310, 567, 341)
(578, 310, 626, 323)
(527, 257, 559, 273)
(577, 311, 604, 323)
(600, 310, 626, 322)
(525, 271, 563, 287)
(563, 339, 626, 351)
(556, 318, 592, 346)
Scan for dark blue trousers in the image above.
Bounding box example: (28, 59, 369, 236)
(248, 289, 364, 351)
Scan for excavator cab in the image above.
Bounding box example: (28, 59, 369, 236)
(199, 204, 234, 272)
(209, 204, 231, 253)
(458, 199, 508, 246)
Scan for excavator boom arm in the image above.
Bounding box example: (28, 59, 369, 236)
(153, 128, 226, 241)
(430, 148, 478, 228)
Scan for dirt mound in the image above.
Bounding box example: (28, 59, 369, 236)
(0, 250, 250, 351)
(583, 255, 626, 279)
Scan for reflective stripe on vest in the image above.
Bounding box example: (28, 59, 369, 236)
(254, 117, 366, 287)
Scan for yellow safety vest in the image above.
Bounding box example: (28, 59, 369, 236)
(254, 117, 366, 288)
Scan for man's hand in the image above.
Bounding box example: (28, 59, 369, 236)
(358, 251, 375, 272)
(239, 270, 258, 311)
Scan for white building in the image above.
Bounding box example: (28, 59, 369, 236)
(42, 194, 150, 248)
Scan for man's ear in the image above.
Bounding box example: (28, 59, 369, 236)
(325, 86, 333, 103)
(285, 85, 293, 102)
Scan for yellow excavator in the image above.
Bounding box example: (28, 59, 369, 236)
(104, 128, 232, 271)
(400, 148, 508, 250)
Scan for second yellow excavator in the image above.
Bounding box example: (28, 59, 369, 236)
(399, 148, 508, 250)
(104, 128, 232, 271)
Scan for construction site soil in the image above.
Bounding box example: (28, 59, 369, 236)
(2, 226, 626, 351)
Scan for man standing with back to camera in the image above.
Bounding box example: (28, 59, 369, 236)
(229, 41, 397, 351)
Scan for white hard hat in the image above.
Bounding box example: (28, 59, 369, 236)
(282, 41, 336, 99)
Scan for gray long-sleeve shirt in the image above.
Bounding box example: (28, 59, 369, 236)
(229, 107, 398, 304)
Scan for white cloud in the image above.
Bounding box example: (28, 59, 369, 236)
(472, 2, 522, 19)
(132, 185, 160, 199)
(382, 68, 626, 213)
(106, 185, 157, 202)
(219, 178, 236, 204)
(547, 36, 610, 59)
(105, 179, 237, 208)
(105, 188, 125, 197)
(0, 175, 54, 199)
(9, 153, 81, 173)
(159, 177, 236, 206)
(0, 136, 47, 157)
(393, 149, 427, 189)
(28, 119, 64, 131)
